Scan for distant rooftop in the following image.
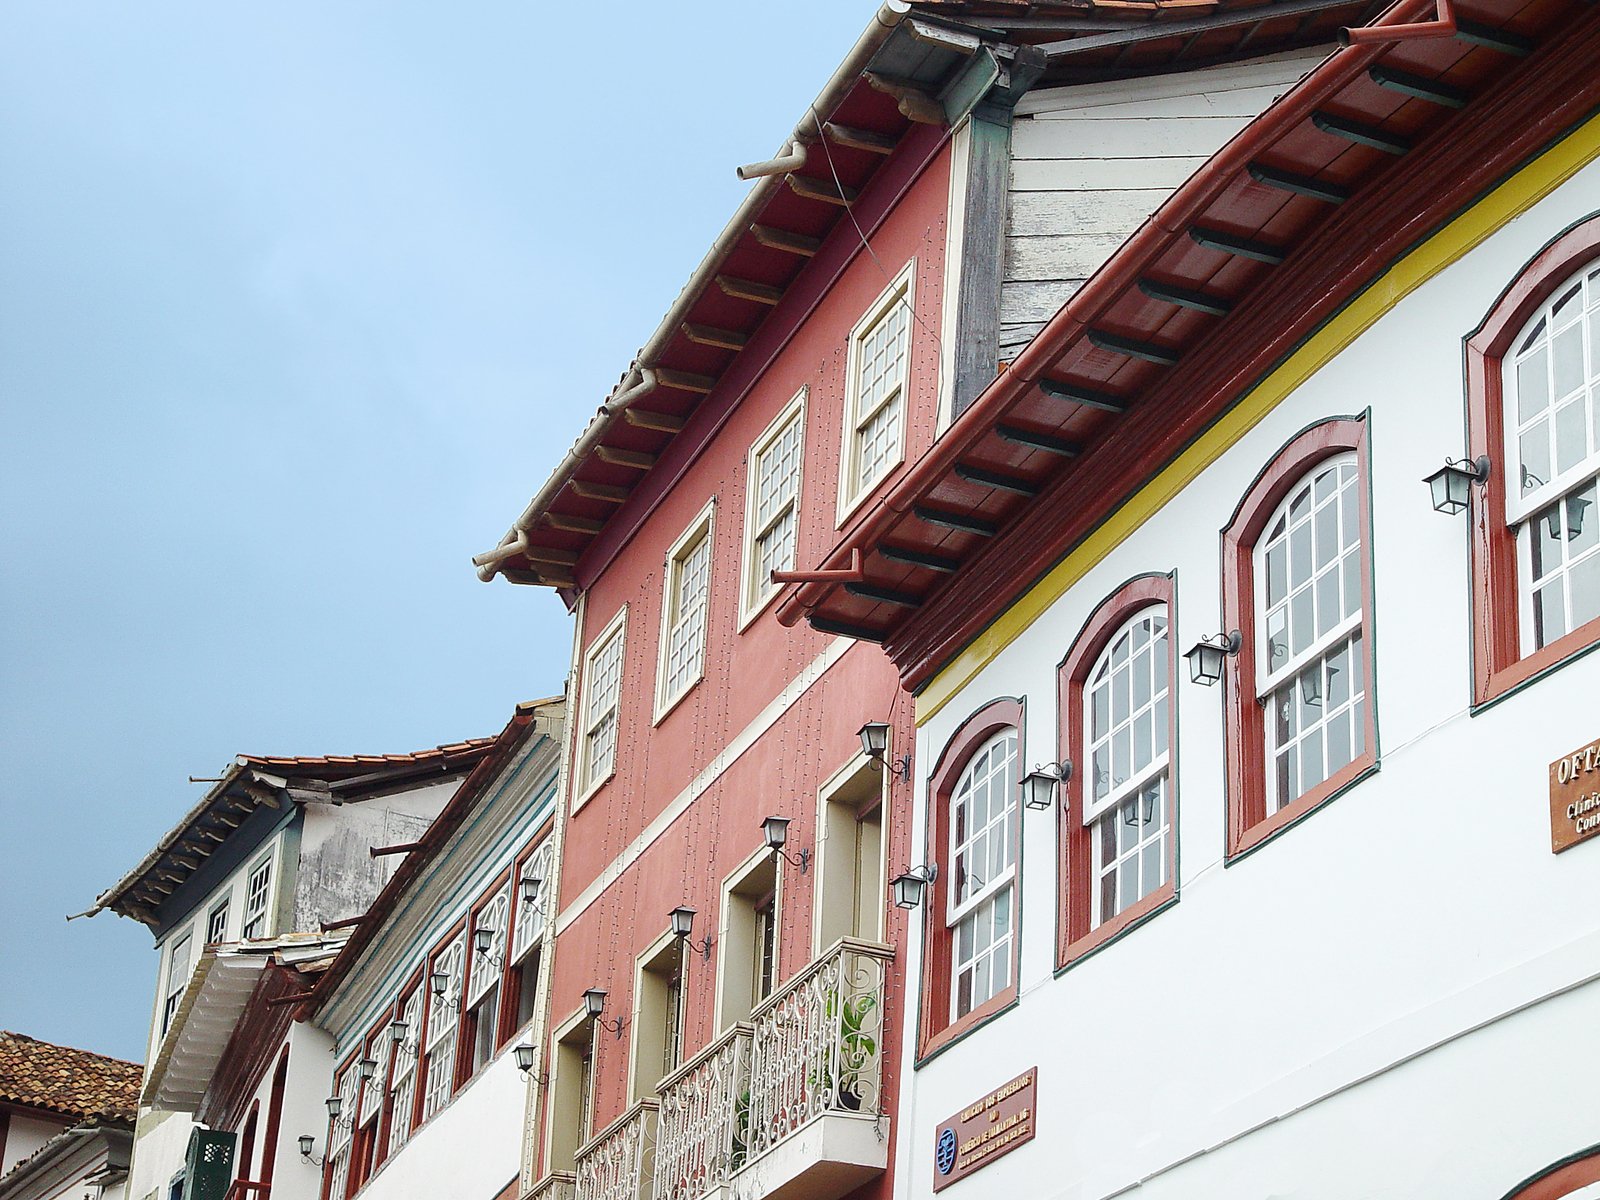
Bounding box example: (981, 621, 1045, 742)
(0, 1031, 141, 1123)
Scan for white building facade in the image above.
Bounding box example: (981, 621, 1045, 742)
(897, 91, 1600, 1200)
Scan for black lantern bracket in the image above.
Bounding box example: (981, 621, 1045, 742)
(669, 905, 716, 960)
(889, 863, 939, 909)
(1022, 761, 1071, 810)
(1185, 630, 1242, 687)
(1423, 454, 1491, 515)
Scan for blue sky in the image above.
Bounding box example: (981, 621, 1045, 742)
(0, 0, 867, 1062)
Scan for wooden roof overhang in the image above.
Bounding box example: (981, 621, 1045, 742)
(297, 699, 558, 1023)
(775, 0, 1600, 691)
(88, 740, 498, 928)
(476, 0, 1381, 596)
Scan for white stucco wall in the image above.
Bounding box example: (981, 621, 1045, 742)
(350, 1049, 528, 1200)
(2, 1113, 69, 1176)
(900, 153, 1600, 1198)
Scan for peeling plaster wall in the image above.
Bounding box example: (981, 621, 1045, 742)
(292, 779, 458, 932)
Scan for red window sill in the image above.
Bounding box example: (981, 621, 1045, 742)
(917, 984, 1017, 1064)
(1057, 881, 1176, 971)
(1478, 617, 1600, 710)
(1229, 753, 1377, 860)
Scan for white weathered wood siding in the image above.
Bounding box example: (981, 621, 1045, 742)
(1000, 49, 1329, 357)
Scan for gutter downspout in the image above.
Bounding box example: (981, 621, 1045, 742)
(776, 0, 1440, 624)
(475, 1, 912, 583)
(737, 140, 808, 181)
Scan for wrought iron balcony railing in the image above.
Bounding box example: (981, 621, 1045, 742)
(529, 1170, 577, 1200)
(653, 1025, 752, 1200)
(743, 938, 892, 1160)
(575, 1100, 658, 1200)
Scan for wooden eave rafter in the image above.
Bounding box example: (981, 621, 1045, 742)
(488, 42, 946, 588)
(777, 0, 1588, 685)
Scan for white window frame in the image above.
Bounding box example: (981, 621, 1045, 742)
(1253, 453, 1367, 814)
(512, 838, 554, 964)
(161, 930, 193, 1036)
(386, 987, 423, 1154)
(945, 728, 1018, 1021)
(740, 389, 807, 627)
(575, 606, 628, 809)
(1082, 605, 1171, 928)
(326, 1062, 359, 1200)
(240, 852, 275, 940)
(205, 899, 229, 945)
(1503, 261, 1600, 652)
(421, 936, 464, 1121)
(654, 500, 716, 722)
(838, 260, 916, 524)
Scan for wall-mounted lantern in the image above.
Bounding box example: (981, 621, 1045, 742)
(889, 864, 939, 909)
(669, 905, 715, 960)
(584, 986, 626, 1039)
(859, 721, 911, 780)
(1424, 455, 1490, 515)
(1185, 631, 1241, 686)
(762, 816, 810, 874)
(1022, 762, 1070, 811)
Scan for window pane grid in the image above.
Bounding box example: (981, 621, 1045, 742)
(952, 888, 1012, 1021)
(663, 530, 711, 701)
(849, 289, 910, 497)
(948, 729, 1017, 1019)
(1256, 456, 1366, 813)
(241, 859, 272, 939)
(1525, 478, 1600, 646)
(1085, 607, 1171, 927)
(513, 841, 553, 962)
(1094, 778, 1169, 926)
(422, 939, 463, 1121)
(327, 1066, 359, 1198)
(1266, 632, 1366, 812)
(1086, 609, 1170, 817)
(359, 1032, 389, 1124)
(1258, 456, 1362, 691)
(386, 989, 422, 1154)
(582, 627, 625, 788)
(1506, 265, 1600, 520)
(468, 888, 510, 1004)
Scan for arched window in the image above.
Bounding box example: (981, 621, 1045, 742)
(947, 728, 1018, 1020)
(1255, 453, 1366, 814)
(1468, 217, 1600, 704)
(1499, 1148, 1600, 1199)
(1058, 575, 1178, 966)
(1221, 418, 1377, 858)
(1504, 265, 1600, 647)
(918, 698, 1023, 1058)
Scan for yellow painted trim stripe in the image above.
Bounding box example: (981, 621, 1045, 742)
(917, 113, 1600, 726)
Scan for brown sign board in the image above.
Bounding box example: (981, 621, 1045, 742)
(1550, 736, 1600, 853)
(931, 1066, 1037, 1191)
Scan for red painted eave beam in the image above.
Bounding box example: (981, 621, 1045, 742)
(773, 0, 1442, 631)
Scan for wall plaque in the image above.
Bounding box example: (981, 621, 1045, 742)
(1550, 736, 1600, 853)
(932, 1066, 1036, 1191)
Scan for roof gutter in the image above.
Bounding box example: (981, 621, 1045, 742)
(474, 1, 914, 582)
(776, 0, 1437, 624)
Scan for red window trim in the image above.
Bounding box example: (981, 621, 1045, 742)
(322, 1052, 359, 1200)
(917, 696, 1024, 1063)
(1056, 573, 1179, 969)
(1221, 416, 1377, 860)
(501, 828, 552, 1048)
(1466, 212, 1600, 708)
(381, 968, 424, 1158)
(1500, 1148, 1600, 1200)
(458, 865, 517, 1086)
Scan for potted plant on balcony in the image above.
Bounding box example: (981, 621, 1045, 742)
(813, 987, 877, 1113)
